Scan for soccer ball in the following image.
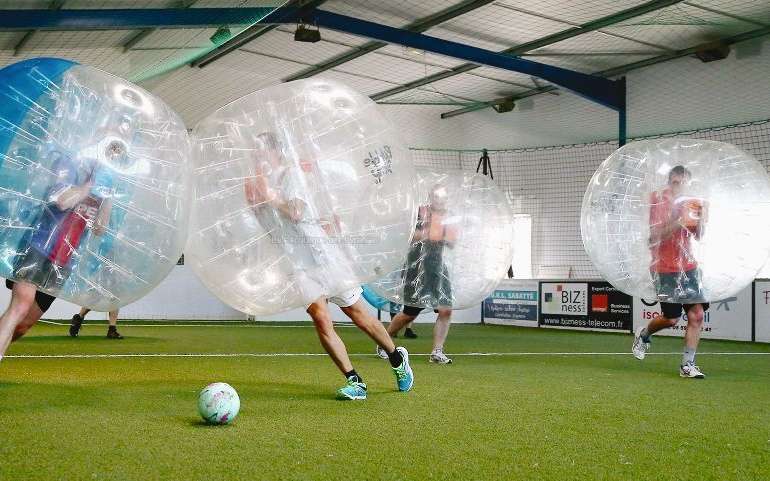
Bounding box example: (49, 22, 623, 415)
(197, 382, 240, 425)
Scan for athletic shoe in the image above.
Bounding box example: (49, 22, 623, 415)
(106, 327, 124, 340)
(335, 377, 367, 400)
(375, 345, 388, 360)
(680, 362, 705, 379)
(69, 314, 83, 338)
(429, 349, 453, 364)
(392, 347, 414, 392)
(404, 328, 418, 339)
(632, 327, 650, 360)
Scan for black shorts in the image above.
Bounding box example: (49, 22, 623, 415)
(402, 306, 441, 317)
(654, 269, 702, 302)
(660, 301, 709, 319)
(12, 248, 71, 292)
(5, 279, 57, 313)
(402, 243, 453, 308)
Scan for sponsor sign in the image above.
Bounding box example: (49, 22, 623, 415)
(753, 280, 770, 343)
(633, 284, 752, 341)
(483, 280, 539, 327)
(540, 281, 632, 331)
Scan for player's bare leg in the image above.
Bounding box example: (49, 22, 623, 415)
(106, 309, 122, 339)
(386, 311, 417, 337)
(342, 300, 413, 393)
(307, 300, 354, 374)
(680, 304, 705, 378)
(0, 282, 37, 361)
(12, 303, 44, 341)
(430, 308, 453, 364)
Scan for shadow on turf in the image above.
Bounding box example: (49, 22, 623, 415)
(186, 418, 239, 428)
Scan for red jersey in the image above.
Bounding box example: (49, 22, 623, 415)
(48, 194, 103, 267)
(649, 188, 697, 273)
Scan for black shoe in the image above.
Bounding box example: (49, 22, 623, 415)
(69, 314, 83, 337)
(107, 327, 123, 339)
(404, 328, 418, 339)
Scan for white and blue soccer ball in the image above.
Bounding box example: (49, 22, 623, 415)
(198, 382, 240, 425)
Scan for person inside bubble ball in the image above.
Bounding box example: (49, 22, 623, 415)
(243, 131, 413, 400)
(0, 142, 114, 362)
(377, 183, 458, 365)
(633, 165, 709, 378)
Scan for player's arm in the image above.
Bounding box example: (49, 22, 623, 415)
(694, 199, 708, 240)
(93, 198, 112, 236)
(244, 165, 278, 216)
(411, 207, 427, 243)
(443, 224, 459, 248)
(49, 181, 93, 210)
(271, 197, 305, 223)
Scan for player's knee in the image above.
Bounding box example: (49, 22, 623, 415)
(8, 295, 34, 320)
(687, 306, 705, 326)
(307, 307, 334, 335)
(12, 323, 31, 340)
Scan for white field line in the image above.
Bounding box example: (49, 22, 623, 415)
(37, 320, 356, 328)
(6, 352, 770, 359)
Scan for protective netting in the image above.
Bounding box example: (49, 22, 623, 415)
(411, 119, 770, 279)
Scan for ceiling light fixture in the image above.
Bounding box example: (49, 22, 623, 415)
(294, 23, 321, 43)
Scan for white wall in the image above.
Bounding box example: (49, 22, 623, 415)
(383, 36, 770, 150)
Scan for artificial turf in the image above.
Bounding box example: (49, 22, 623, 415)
(1, 321, 768, 481)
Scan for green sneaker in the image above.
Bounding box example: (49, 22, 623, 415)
(336, 377, 367, 400)
(392, 347, 414, 392)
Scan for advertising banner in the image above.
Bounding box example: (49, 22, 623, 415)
(540, 281, 632, 332)
(633, 284, 752, 341)
(483, 280, 539, 327)
(753, 281, 770, 343)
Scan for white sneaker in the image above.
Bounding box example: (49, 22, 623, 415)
(375, 345, 388, 360)
(680, 362, 705, 379)
(429, 349, 452, 364)
(632, 327, 650, 360)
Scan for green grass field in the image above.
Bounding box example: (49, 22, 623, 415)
(1, 320, 768, 481)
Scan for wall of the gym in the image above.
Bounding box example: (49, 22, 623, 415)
(384, 36, 770, 150)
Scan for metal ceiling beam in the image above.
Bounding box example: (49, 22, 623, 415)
(440, 24, 770, 118)
(370, 0, 682, 101)
(122, 28, 155, 52)
(284, 0, 496, 81)
(191, 0, 328, 68)
(303, 9, 624, 110)
(682, 2, 769, 28)
(12, 0, 66, 56)
(0, 6, 626, 110)
(492, 2, 673, 52)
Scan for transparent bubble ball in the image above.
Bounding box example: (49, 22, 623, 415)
(581, 138, 770, 303)
(0, 58, 191, 310)
(187, 79, 417, 315)
(371, 170, 514, 310)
